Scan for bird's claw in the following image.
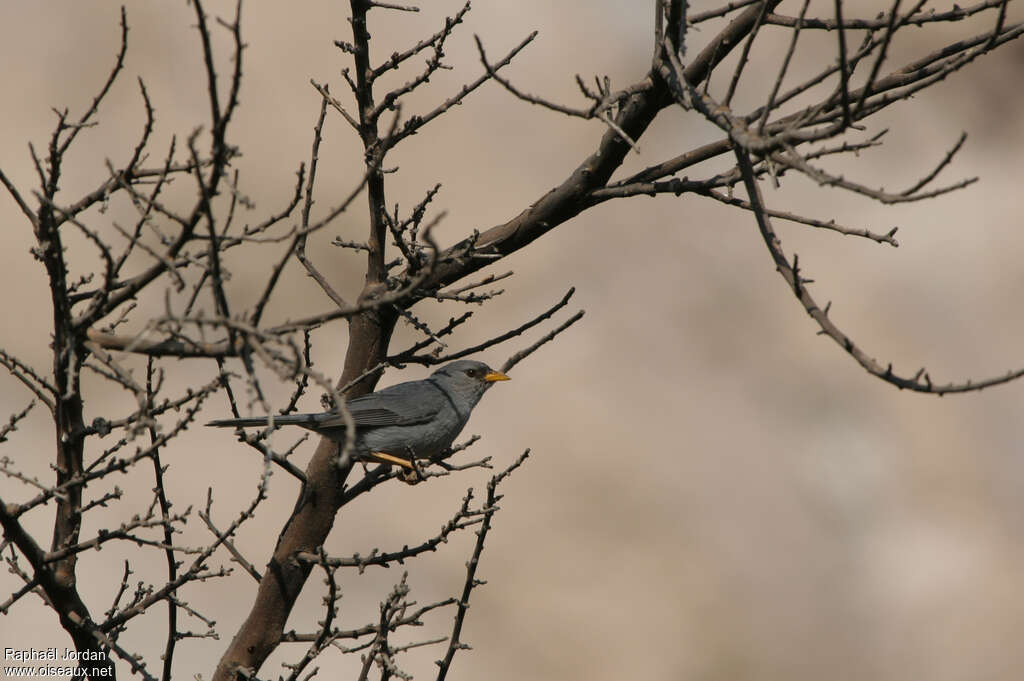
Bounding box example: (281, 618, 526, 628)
(399, 460, 424, 485)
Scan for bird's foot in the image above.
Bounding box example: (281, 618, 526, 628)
(399, 461, 424, 485)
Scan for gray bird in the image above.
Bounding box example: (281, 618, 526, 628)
(207, 360, 509, 470)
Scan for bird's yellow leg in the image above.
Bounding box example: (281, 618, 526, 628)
(368, 451, 415, 470)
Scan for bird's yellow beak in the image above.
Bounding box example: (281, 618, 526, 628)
(484, 371, 510, 382)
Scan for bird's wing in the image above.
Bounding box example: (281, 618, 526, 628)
(317, 381, 447, 428)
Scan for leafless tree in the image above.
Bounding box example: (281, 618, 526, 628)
(0, 1, 1021, 679)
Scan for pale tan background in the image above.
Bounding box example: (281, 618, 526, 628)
(2, 2, 1024, 680)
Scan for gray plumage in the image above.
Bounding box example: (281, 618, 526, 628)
(207, 360, 509, 461)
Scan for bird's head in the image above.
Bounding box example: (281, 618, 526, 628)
(431, 360, 510, 405)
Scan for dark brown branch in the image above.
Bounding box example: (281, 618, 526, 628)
(690, 0, 760, 24)
(296, 488, 483, 571)
(723, 0, 768, 107)
(404, 288, 578, 365)
(0, 497, 115, 679)
(0, 166, 39, 229)
(281, 597, 456, 643)
(386, 32, 538, 149)
(435, 452, 529, 680)
(0, 401, 37, 444)
(853, 0, 906, 116)
(102, 481, 265, 633)
(56, 6, 129, 157)
(734, 145, 1024, 395)
(415, 1, 782, 294)
(698, 188, 899, 246)
(0, 348, 57, 412)
(763, 1, 1009, 30)
(370, 2, 471, 80)
(502, 311, 585, 374)
(772, 147, 977, 204)
(832, 0, 852, 127)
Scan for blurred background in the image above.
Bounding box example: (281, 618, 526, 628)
(2, 2, 1024, 680)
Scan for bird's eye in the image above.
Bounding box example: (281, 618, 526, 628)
(465, 368, 477, 377)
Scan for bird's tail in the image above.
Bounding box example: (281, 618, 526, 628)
(207, 417, 269, 428)
(207, 414, 320, 429)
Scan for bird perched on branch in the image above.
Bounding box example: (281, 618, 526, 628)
(208, 360, 510, 474)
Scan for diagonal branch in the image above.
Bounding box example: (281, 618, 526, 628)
(734, 145, 1024, 395)
(417, 0, 782, 293)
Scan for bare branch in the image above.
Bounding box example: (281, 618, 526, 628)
(435, 452, 529, 680)
(387, 32, 538, 149)
(734, 145, 1024, 395)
